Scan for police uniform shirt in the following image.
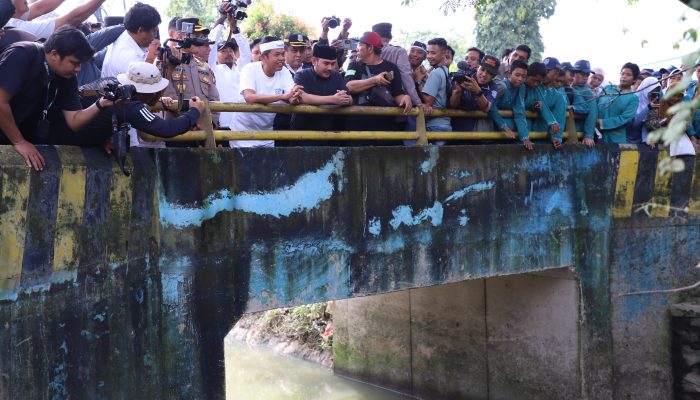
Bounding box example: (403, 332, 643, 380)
(164, 57, 220, 125)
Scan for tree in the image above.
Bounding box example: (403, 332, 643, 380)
(239, 1, 313, 40)
(402, 0, 556, 60)
(166, 0, 220, 27)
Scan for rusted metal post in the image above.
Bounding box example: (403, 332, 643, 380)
(416, 107, 428, 146)
(202, 100, 216, 148)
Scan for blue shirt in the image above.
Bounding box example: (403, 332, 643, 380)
(422, 66, 451, 128)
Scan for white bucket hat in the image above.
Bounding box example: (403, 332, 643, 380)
(117, 62, 169, 94)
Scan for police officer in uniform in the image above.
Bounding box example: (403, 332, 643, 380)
(163, 17, 220, 146)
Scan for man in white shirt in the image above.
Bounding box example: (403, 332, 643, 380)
(214, 40, 243, 130)
(101, 2, 161, 148)
(101, 2, 160, 79)
(229, 36, 303, 148)
(5, 0, 105, 39)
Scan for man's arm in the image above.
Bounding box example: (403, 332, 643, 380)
(300, 91, 352, 106)
(27, 0, 65, 20)
(346, 75, 386, 94)
(382, 46, 421, 105)
(242, 87, 299, 105)
(0, 87, 45, 170)
(62, 97, 110, 132)
(54, 0, 105, 29)
(599, 94, 639, 130)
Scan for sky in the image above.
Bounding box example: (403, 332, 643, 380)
(61, 0, 700, 84)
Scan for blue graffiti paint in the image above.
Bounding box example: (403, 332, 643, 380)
(368, 217, 381, 236)
(48, 362, 68, 400)
(161, 273, 185, 305)
(420, 147, 440, 173)
(93, 313, 105, 322)
(159, 151, 346, 228)
(368, 234, 406, 254)
(389, 201, 444, 230)
(59, 340, 68, 354)
(246, 238, 354, 311)
(459, 209, 469, 226)
(444, 182, 495, 203)
(135, 289, 144, 305)
(545, 190, 574, 215)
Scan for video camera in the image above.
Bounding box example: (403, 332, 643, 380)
(219, 0, 251, 21)
(103, 82, 136, 101)
(78, 78, 136, 101)
(450, 60, 476, 84)
(326, 16, 341, 29)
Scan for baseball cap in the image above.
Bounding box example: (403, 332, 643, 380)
(561, 62, 573, 71)
(360, 31, 383, 49)
(659, 66, 676, 74)
(410, 41, 427, 53)
(217, 40, 237, 52)
(285, 32, 306, 48)
(572, 60, 591, 74)
(480, 55, 500, 75)
(542, 57, 561, 71)
(591, 67, 605, 77)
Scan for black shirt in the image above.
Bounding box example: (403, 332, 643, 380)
(291, 68, 348, 131)
(58, 101, 201, 147)
(344, 59, 405, 134)
(0, 42, 82, 144)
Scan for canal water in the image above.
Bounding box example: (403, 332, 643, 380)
(225, 336, 414, 400)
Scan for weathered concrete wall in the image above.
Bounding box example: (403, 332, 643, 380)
(333, 269, 579, 400)
(0, 144, 698, 399)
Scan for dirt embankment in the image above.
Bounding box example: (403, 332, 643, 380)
(227, 302, 334, 368)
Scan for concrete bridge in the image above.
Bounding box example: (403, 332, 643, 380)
(0, 144, 698, 399)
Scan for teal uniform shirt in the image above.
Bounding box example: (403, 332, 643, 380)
(571, 84, 598, 139)
(532, 85, 567, 142)
(524, 84, 557, 139)
(597, 85, 639, 144)
(488, 79, 528, 141)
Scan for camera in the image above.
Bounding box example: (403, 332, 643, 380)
(326, 16, 341, 29)
(450, 60, 476, 84)
(220, 0, 251, 21)
(103, 83, 136, 101)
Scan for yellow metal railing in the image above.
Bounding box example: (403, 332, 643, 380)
(144, 102, 583, 146)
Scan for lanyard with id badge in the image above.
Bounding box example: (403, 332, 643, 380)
(36, 60, 57, 142)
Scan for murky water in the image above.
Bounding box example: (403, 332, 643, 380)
(225, 337, 414, 400)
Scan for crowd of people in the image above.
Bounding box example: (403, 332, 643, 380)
(0, 0, 698, 171)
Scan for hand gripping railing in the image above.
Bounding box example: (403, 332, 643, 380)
(143, 102, 583, 147)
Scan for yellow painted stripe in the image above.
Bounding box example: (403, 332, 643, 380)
(689, 156, 700, 217)
(106, 158, 133, 266)
(53, 147, 86, 273)
(613, 151, 640, 218)
(0, 164, 31, 296)
(650, 150, 671, 218)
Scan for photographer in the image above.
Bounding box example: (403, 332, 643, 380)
(0, 27, 106, 171)
(449, 55, 500, 132)
(60, 62, 204, 148)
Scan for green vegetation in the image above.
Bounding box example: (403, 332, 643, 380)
(257, 302, 333, 351)
(239, 1, 313, 40)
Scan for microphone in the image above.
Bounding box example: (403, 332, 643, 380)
(456, 60, 470, 71)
